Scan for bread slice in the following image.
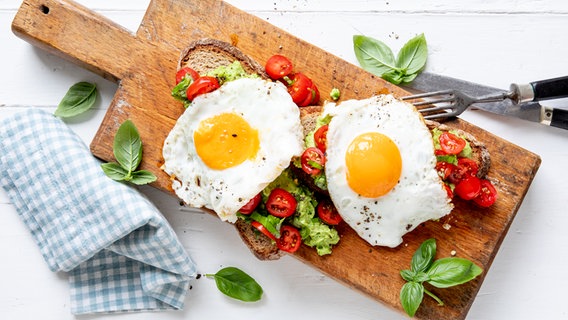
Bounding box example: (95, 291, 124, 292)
(178, 38, 268, 78)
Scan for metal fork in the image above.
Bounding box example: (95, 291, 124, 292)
(402, 89, 513, 120)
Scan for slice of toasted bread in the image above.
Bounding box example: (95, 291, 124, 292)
(176, 38, 280, 260)
(178, 38, 269, 78)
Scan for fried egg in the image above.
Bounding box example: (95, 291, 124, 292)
(162, 77, 304, 222)
(324, 95, 453, 247)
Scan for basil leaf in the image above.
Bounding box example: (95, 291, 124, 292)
(426, 257, 483, 288)
(400, 269, 415, 282)
(100, 162, 128, 181)
(353, 35, 397, 76)
(128, 170, 157, 185)
(396, 33, 428, 75)
(208, 267, 263, 302)
(381, 69, 404, 85)
(54, 82, 97, 118)
(113, 120, 143, 173)
(250, 211, 283, 238)
(411, 238, 436, 273)
(400, 281, 424, 317)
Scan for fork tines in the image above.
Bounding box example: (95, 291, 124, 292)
(402, 90, 457, 120)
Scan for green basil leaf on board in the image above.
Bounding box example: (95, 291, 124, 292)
(113, 120, 143, 173)
(353, 33, 428, 85)
(426, 257, 483, 288)
(129, 170, 158, 185)
(101, 120, 157, 185)
(399, 238, 483, 317)
(206, 267, 263, 302)
(54, 82, 97, 118)
(411, 238, 436, 273)
(400, 281, 424, 318)
(100, 162, 129, 181)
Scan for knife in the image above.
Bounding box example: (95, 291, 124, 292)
(403, 72, 568, 130)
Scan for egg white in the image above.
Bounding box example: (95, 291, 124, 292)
(162, 77, 304, 222)
(324, 95, 453, 247)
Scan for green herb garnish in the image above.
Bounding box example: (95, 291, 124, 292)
(400, 238, 483, 317)
(353, 33, 427, 85)
(205, 267, 263, 302)
(54, 82, 97, 118)
(101, 120, 157, 185)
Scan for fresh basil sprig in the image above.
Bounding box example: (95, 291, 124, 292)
(101, 120, 157, 185)
(353, 33, 427, 85)
(205, 267, 263, 302)
(54, 82, 97, 118)
(400, 238, 483, 317)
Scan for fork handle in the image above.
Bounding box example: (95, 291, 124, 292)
(513, 76, 568, 103)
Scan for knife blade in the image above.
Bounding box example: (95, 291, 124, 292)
(402, 72, 568, 130)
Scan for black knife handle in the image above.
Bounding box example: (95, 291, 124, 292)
(550, 108, 568, 130)
(530, 76, 568, 101)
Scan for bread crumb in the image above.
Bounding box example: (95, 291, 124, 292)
(443, 223, 451, 230)
(450, 250, 457, 256)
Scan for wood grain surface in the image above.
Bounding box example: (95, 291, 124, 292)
(11, 0, 541, 319)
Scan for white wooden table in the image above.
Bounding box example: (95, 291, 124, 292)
(1, 1, 568, 319)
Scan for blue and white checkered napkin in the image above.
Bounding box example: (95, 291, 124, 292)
(0, 109, 196, 314)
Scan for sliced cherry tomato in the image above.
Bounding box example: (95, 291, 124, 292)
(175, 67, 200, 84)
(265, 55, 294, 80)
(435, 161, 457, 180)
(439, 132, 466, 155)
(266, 188, 297, 218)
(457, 158, 479, 177)
(285, 72, 313, 106)
(473, 179, 497, 207)
(239, 193, 261, 215)
(299, 82, 320, 107)
(301, 147, 326, 176)
(454, 176, 482, 200)
(277, 225, 302, 253)
(443, 184, 454, 199)
(314, 124, 328, 153)
(317, 199, 342, 225)
(251, 221, 277, 241)
(186, 76, 220, 101)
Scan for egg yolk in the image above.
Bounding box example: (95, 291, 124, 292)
(194, 113, 260, 170)
(345, 132, 402, 198)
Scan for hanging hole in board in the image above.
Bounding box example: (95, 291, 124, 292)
(40, 4, 49, 14)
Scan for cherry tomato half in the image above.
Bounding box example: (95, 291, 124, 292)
(286, 72, 313, 106)
(186, 76, 220, 101)
(239, 193, 261, 215)
(454, 176, 482, 200)
(457, 158, 479, 177)
(265, 55, 294, 80)
(266, 188, 297, 218)
(299, 82, 320, 107)
(314, 124, 328, 153)
(277, 225, 302, 253)
(439, 132, 466, 155)
(251, 221, 277, 241)
(175, 67, 200, 84)
(317, 199, 343, 225)
(473, 179, 497, 207)
(435, 161, 457, 180)
(301, 147, 326, 176)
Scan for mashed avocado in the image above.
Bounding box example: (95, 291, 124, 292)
(260, 169, 340, 256)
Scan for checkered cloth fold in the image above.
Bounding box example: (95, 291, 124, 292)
(0, 109, 196, 314)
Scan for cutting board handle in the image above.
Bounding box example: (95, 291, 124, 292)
(11, 0, 140, 83)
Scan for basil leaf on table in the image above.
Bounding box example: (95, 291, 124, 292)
(353, 33, 428, 85)
(54, 82, 97, 118)
(410, 237, 436, 273)
(101, 120, 156, 185)
(206, 267, 263, 302)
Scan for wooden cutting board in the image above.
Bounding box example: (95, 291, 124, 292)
(12, 0, 541, 318)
